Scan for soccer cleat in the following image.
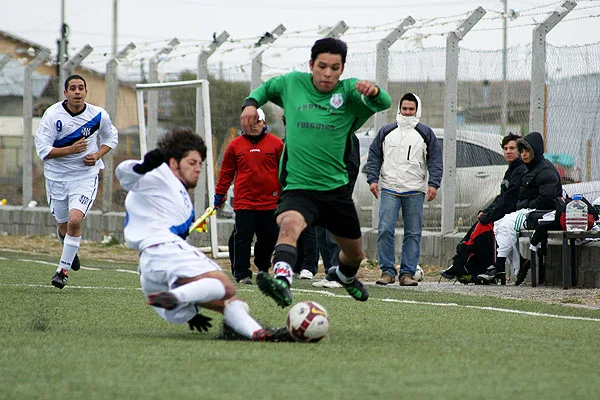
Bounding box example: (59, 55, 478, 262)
(252, 327, 295, 342)
(71, 254, 80, 271)
(218, 324, 250, 341)
(147, 292, 179, 310)
(326, 268, 369, 302)
(237, 277, 253, 285)
(51, 269, 68, 289)
(515, 259, 531, 286)
(439, 263, 467, 280)
(256, 272, 292, 308)
(477, 266, 506, 283)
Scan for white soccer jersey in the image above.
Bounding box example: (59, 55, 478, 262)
(116, 160, 196, 251)
(35, 101, 119, 181)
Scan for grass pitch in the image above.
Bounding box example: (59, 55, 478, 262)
(1, 249, 600, 400)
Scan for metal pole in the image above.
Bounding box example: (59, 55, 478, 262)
(23, 49, 51, 206)
(371, 17, 415, 230)
(0, 53, 12, 70)
(58, 0, 67, 100)
(147, 38, 180, 151)
(441, 7, 486, 235)
(323, 21, 348, 38)
(500, 0, 508, 136)
(196, 31, 229, 215)
(112, 0, 118, 56)
(102, 42, 135, 212)
(529, 1, 577, 134)
(251, 24, 286, 90)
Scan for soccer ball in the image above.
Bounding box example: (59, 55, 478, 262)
(414, 265, 424, 282)
(286, 301, 329, 343)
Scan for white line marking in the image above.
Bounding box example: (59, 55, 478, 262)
(116, 269, 138, 274)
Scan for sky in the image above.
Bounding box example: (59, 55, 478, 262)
(2, 0, 600, 80)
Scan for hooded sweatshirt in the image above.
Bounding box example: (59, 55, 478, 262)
(365, 94, 443, 194)
(515, 131, 562, 210)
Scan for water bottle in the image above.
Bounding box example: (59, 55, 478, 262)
(565, 194, 588, 232)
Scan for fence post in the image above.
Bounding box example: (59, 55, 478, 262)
(441, 7, 486, 235)
(22, 49, 51, 206)
(323, 21, 348, 39)
(147, 38, 180, 151)
(60, 44, 93, 83)
(195, 31, 229, 213)
(251, 24, 286, 91)
(0, 53, 12, 70)
(103, 42, 136, 212)
(529, 1, 577, 136)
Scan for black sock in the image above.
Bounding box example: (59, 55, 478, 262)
(495, 257, 506, 273)
(339, 261, 359, 280)
(273, 244, 297, 270)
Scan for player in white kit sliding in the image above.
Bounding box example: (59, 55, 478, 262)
(116, 128, 292, 341)
(35, 75, 119, 289)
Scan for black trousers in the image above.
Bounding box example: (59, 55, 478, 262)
(294, 226, 318, 275)
(228, 209, 279, 281)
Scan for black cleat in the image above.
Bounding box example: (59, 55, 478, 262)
(51, 269, 68, 289)
(477, 266, 506, 283)
(252, 327, 295, 342)
(515, 259, 531, 286)
(256, 272, 292, 308)
(326, 268, 369, 302)
(71, 254, 80, 271)
(218, 324, 250, 341)
(147, 292, 179, 310)
(439, 263, 467, 280)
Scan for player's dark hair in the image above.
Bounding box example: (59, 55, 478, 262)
(400, 93, 418, 111)
(158, 128, 207, 163)
(64, 75, 87, 91)
(501, 132, 521, 148)
(311, 38, 348, 64)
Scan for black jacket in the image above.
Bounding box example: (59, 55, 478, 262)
(479, 158, 527, 224)
(515, 132, 562, 210)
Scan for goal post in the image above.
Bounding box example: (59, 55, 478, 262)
(135, 79, 227, 258)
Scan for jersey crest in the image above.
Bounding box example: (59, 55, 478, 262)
(330, 93, 344, 109)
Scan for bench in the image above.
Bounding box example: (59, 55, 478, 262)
(519, 230, 600, 289)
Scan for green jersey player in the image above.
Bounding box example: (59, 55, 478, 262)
(240, 38, 391, 307)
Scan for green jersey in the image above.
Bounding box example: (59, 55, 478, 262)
(246, 71, 391, 191)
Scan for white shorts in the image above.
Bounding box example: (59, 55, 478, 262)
(139, 241, 222, 324)
(46, 176, 98, 223)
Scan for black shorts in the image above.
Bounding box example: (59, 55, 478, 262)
(275, 186, 361, 240)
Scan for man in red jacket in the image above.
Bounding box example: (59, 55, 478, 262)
(214, 109, 284, 284)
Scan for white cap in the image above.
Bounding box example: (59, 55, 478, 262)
(257, 108, 266, 122)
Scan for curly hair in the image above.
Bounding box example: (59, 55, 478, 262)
(157, 128, 207, 162)
(311, 37, 348, 64)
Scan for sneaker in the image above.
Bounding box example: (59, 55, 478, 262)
(375, 272, 395, 285)
(477, 266, 506, 283)
(326, 268, 369, 302)
(256, 272, 292, 308)
(252, 327, 295, 342)
(312, 278, 343, 288)
(51, 269, 68, 289)
(399, 274, 418, 286)
(515, 259, 531, 286)
(237, 277, 253, 285)
(439, 263, 467, 280)
(147, 292, 179, 310)
(299, 269, 314, 280)
(71, 254, 80, 271)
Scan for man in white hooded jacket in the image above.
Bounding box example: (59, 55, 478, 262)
(366, 93, 443, 286)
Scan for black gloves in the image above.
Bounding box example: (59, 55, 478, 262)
(187, 313, 213, 333)
(133, 149, 167, 174)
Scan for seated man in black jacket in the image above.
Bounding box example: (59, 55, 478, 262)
(478, 131, 562, 285)
(441, 133, 526, 280)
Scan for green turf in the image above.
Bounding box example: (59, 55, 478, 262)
(1, 250, 600, 400)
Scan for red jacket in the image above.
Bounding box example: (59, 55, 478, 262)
(215, 132, 284, 210)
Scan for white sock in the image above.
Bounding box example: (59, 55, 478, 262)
(171, 278, 226, 304)
(57, 235, 81, 272)
(274, 261, 293, 284)
(223, 300, 262, 339)
(335, 266, 353, 284)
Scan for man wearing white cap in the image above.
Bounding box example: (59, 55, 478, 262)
(214, 108, 284, 284)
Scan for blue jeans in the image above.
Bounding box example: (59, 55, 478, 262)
(377, 191, 424, 277)
(316, 226, 340, 272)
